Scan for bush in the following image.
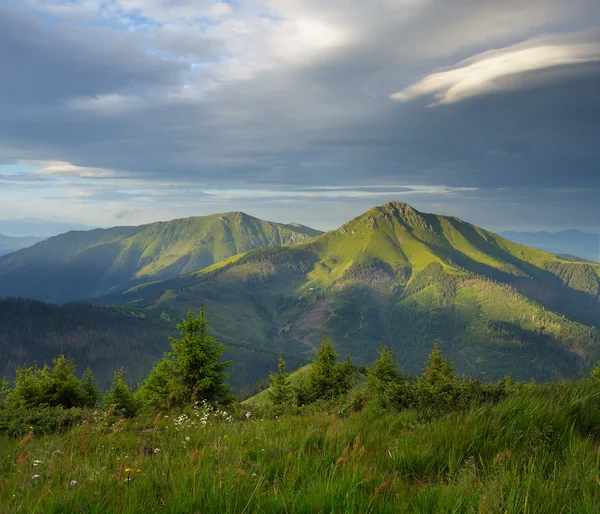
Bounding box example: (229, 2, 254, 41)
(5, 356, 90, 410)
(0, 406, 84, 437)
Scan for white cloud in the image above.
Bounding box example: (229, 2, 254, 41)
(31, 161, 115, 178)
(391, 34, 600, 105)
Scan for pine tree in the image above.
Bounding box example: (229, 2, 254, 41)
(268, 354, 293, 410)
(297, 336, 355, 404)
(367, 345, 401, 409)
(422, 343, 455, 385)
(135, 358, 175, 411)
(81, 367, 101, 408)
(139, 307, 235, 409)
(104, 369, 137, 418)
(40, 355, 84, 408)
(169, 307, 235, 406)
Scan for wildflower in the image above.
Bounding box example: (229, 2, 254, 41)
(154, 448, 161, 454)
(224, 434, 228, 438)
(116, 457, 120, 461)
(70, 480, 78, 487)
(33, 460, 42, 467)
(136, 469, 141, 473)
(124, 477, 132, 484)
(125, 468, 133, 473)
(245, 412, 252, 419)
(125, 456, 129, 459)
(185, 436, 191, 442)
(32, 474, 41, 480)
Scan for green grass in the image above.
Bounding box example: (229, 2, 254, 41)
(3, 381, 600, 513)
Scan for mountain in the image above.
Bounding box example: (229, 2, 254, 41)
(0, 234, 46, 257)
(0, 218, 97, 238)
(500, 230, 599, 262)
(106, 202, 600, 383)
(0, 212, 323, 304)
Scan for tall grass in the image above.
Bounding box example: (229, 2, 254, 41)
(2, 381, 600, 513)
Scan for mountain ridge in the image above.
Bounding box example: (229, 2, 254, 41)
(0, 211, 323, 304)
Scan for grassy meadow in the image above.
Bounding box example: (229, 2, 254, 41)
(3, 380, 600, 513)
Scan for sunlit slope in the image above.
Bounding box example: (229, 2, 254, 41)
(109, 202, 600, 382)
(0, 212, 321, 303)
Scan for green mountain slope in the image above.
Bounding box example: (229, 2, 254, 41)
(0, 234, 45, 257)
(109, 202, 600, 383)
(0, 212, 322, 304)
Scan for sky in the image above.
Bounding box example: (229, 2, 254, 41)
(0, 0, 599, 233)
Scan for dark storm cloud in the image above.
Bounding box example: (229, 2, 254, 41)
(0, 0, 599, 230)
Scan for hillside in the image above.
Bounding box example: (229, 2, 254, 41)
(0, 212, 322, 304)
(109, 202, 600, 383)
(0, 233, 45, 257)
(500, 230, 599, 262)
(0, 298, 169, 387)
(0, 298, 308, 393)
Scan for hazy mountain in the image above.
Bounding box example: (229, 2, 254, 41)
(0, 218, 97, 238)
(500, 230, 599, 262)
(0, 212, 323, 304)
(105, 202, 600, 383)
(0, 234, 46, 257)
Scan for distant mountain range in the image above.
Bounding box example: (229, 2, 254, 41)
(0, 218, 97, 238)
(0, 234, 46, 257)
(1, 203, 599, 388)
(0, 212, 322, 303)
(500, 230, 599, 262)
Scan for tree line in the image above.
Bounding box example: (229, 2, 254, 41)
(3, 306, 600, 429)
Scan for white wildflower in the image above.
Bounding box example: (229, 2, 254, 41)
(32, 474, 41, 480)
(70, 480, 78, 486)
(154, 448, 161, 454)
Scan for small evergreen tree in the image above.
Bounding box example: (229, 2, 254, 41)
(268, 354, 293, 411)
(169, 307, 235, 406)
(297, 336, 355, 404)
(135, 358, 175, 411)
(104, 369, 137, 418)
(40, 355, 84, 408)
(422, 343, 455, 385)
(138, 307, 235, 410)
(81, 367, 101, 408)
(367, 345, 402, 410)
(7, 364, 44, 409)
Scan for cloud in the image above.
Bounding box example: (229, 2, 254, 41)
(0, 1, 599, 231)
(391, 33, 600, 104)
